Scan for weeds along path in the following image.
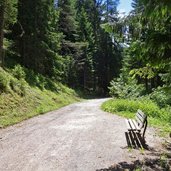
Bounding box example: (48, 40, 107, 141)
(0, 99, 164, 171)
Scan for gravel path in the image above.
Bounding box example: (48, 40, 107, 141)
(0, 99, 164, 171)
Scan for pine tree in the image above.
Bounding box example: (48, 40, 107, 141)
(76, 6, 96, 90)
(58, 0, 78, 55)
(16, 0, 62, 78)
(0, 0, 17, 66)
(95, 0, 122, 94)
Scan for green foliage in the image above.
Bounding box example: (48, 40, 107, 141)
(0, 68, 10, 92)
(9, 78, 27, 96)
(102, 98, 171, 134)
(0, 67, 27, 95)
(0, 86, 80, 128)
(150, 87, 171, 108)
(0, 66, 80, 127)
(12, 64, 26, 80)
(102, 98, 160, 117)
(109, 75, 145, 98)
(4, 0, 18, 28)
(16, 0, 63, 78)
(130, 65, 156, 79)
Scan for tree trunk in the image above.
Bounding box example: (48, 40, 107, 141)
(0, 2, 5, 67)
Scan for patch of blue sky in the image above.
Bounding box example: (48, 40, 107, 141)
(118, 0, 133, 16)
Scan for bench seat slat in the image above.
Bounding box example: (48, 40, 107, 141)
(125, 119, 131, 130)
(137, 110, 146, 122)
(132, 119, 141, 131)
(125, 119, 138, 131)
(137, 112, 145, 121)
(137, 109, 146, 119)
(135, 116, 143, 128)
(128, 119, 136, 130)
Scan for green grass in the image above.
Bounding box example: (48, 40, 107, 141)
(0, 67, 81, 128)
(0, 87, 80, 127)
(102, 98, 171, 136)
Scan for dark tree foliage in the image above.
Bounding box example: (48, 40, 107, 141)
(109, 0, 171, 99)
(16, 0, 62, 78)
(1, 0, 123, 95)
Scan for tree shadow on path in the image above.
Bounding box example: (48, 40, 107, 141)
(96, 132, 171, 171)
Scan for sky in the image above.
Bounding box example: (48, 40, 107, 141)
(118, 0, 133, 16)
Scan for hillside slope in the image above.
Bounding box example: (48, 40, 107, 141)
(0, 66, 80, 128)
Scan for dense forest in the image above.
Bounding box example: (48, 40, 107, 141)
(0, 0, 171, 128)
(0, 0, 122, 95)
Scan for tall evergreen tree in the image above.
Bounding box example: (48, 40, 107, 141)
(95, 0, 122, 94)
(16, 0, 62, 78)
(0, 0, 17, 67)
(76, 6, 96, 90)
(0, 0, 5, 66)
(58, 0, 78, 55)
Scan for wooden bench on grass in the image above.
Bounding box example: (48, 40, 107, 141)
(125, 109, 148, 139)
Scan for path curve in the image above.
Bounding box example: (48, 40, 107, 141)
(0, 99, 162, 171)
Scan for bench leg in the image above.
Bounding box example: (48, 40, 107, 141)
(142, 120, 148, 139)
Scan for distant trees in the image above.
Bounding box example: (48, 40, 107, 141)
(1, 0, 123, 95)
(56, 0, 122, 93)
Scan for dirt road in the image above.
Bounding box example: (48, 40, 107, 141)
(0, 99, 163, 171)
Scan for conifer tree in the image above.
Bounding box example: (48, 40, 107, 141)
(16, 0, 62, 78)
(76, 6, 96, 90)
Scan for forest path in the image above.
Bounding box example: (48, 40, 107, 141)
(0, 99, 163, 171)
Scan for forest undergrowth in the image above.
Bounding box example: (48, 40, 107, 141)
(0, 65, 80, 128)
(102, 98, 171, 136)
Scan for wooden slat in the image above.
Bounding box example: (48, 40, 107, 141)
(138, 109, 146, 117)
(125, 119, 138, 131)
(132, 119, 141, 131)
(128, 119, 136, 130)
(125, 119, 131, 130)
(135, 115, 143, 127)
(136, 110, 147, 129)
(137, 110, 147, 120)
(136, 112, 145, 123)
(129, 119, 136, 131)
(125, 119, 134, 130)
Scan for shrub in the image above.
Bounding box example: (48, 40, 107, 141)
(0, 68, 10, 92)
(0, 72, 9, 92)
(12, 65, 26, 80)
(150, 87, 171, 108)
(109, 77, 145, 98)
(9, 78, 27, 96)
(102, 98, 167, 119)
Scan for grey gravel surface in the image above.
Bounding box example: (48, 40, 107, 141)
(0, 99, 163, 171)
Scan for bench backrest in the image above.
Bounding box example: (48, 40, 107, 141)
(135, 109, 147, 129)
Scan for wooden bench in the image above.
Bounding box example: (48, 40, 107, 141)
(125, 109, 148, 139)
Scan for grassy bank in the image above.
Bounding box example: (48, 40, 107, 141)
(0, 67, 80, 128)
(102, 98, 171, 136)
